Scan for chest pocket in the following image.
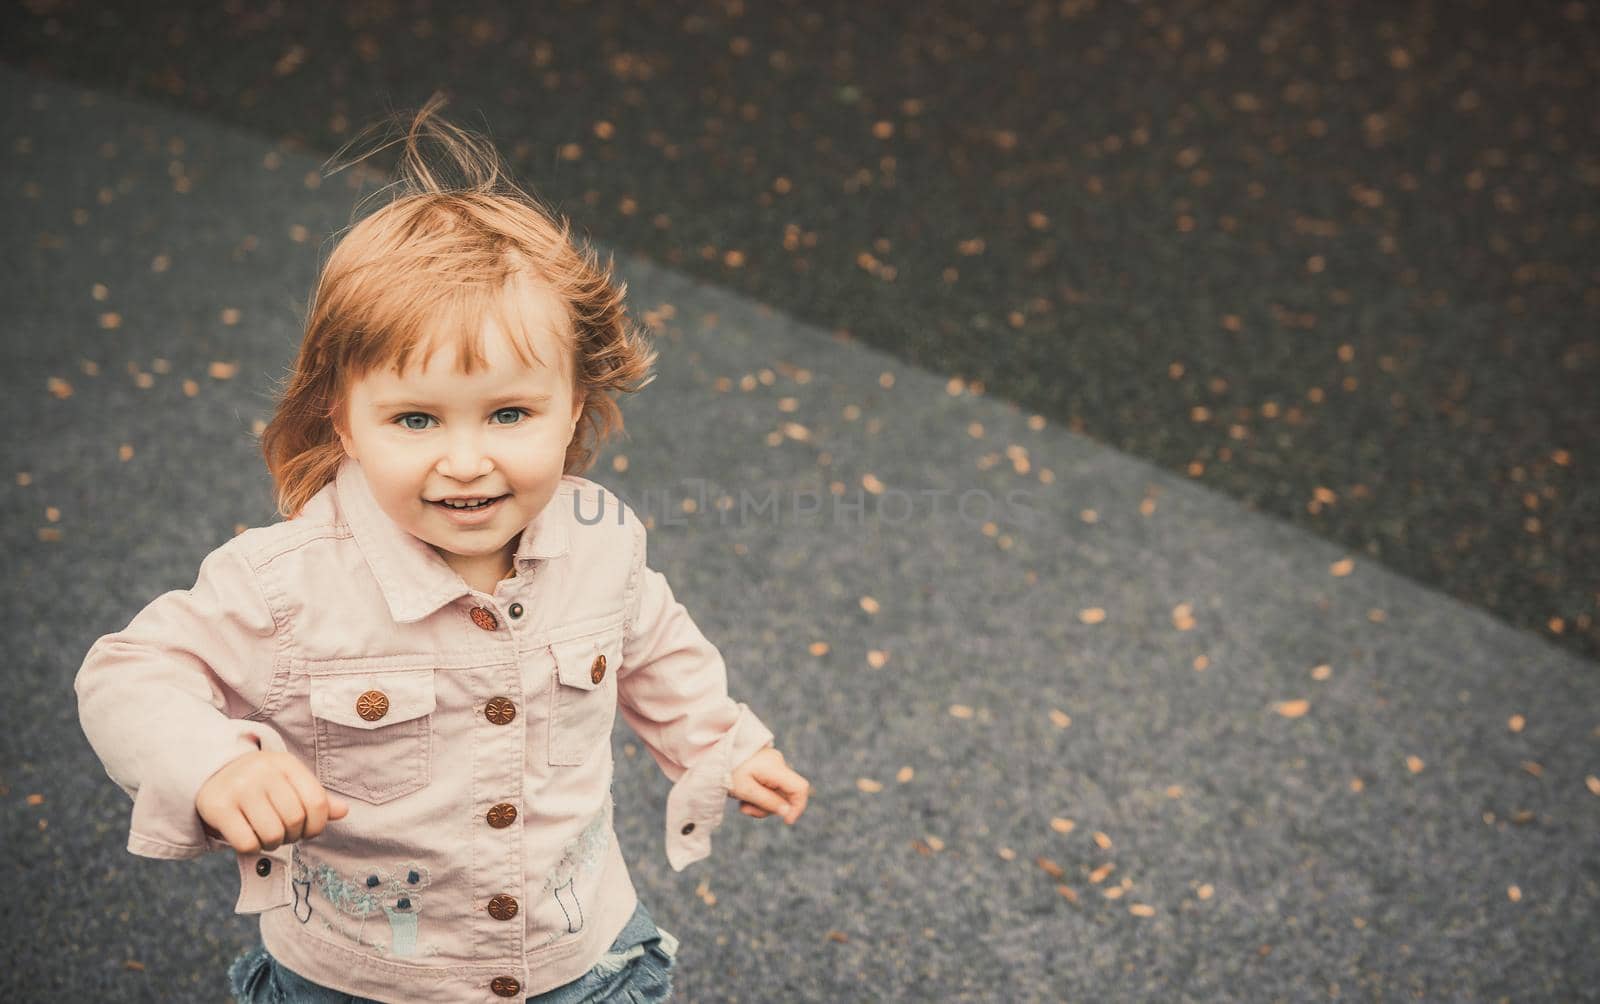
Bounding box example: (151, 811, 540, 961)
(308, 669, 436, 804)
(548, 630, 623, 766)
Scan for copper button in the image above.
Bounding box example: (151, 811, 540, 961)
(356, 690, 389, 722)
(484, 696, 517, 725)
(590, 653, 607, 685)
(487, 894, 519, 921)
(490, 976, 521, 997)
(470, 606, 499, 632)
(486, 803, 518, 828)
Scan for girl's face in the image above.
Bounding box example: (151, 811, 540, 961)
(336, 281, 585, 585)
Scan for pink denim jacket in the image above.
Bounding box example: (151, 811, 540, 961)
(75, 455, 775, 1002)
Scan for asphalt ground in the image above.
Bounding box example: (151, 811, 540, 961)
(0, 0, 1595, 668)
(4, 61, 1600, 1002)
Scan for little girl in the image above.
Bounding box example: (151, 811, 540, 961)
(74, 96, 809, 1003)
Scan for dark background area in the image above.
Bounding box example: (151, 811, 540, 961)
(4, 0, 1595, 661)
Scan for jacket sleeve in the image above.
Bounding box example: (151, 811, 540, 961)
(75, 537, 289, 862)
(616, 519, 775, 872)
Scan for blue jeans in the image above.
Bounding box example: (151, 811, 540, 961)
(228, 899, 676, 1003)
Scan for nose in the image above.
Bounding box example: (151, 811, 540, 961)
(433, 428, 493, 482)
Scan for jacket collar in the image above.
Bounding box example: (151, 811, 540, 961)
(334, 455, 571, 623)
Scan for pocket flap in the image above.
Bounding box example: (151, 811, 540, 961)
(309, 669, 436, 729)
(553, 633, 622, 692)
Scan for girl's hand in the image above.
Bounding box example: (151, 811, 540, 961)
(195, 750, 350, 854)
(729, 746, 810, 824)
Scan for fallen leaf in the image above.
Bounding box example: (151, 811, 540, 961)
(1274, 699, 1311, 719)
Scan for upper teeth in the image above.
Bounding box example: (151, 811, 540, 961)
(443, 498, 492, 508)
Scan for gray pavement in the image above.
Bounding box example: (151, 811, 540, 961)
(4, 66, 1598, 1002)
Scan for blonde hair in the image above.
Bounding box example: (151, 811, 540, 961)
(260, 93, 657, 518)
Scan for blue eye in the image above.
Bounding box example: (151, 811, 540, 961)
(397, 413, 434, 431)
(492, 408, 526, 425)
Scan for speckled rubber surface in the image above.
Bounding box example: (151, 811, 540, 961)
(1, 0, 1594, 665)
(2, 24, 1597, 1004)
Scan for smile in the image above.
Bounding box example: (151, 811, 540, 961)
(428, 495, 509, 523)
(431, 495, 506, 510)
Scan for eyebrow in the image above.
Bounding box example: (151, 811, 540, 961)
(371, 393, 553, 410)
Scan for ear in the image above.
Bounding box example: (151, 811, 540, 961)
(570, 387, 586, 428)
(331, 402, 357, 460)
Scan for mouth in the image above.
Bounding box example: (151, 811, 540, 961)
(427, 494, 509, 512)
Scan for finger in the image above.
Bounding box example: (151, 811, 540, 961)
(214, 807, 262, 855)
(783, 774, 810, 822)
(240, 792, 288, 852)
(739, 783, 791, 818)
(265, 777, 308, 844)
(740, 802, 771, 818)
(283, 768, 330, 839)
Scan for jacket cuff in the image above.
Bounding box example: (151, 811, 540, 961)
(126, 720, 287, 861)
(663, 703, 775, 872)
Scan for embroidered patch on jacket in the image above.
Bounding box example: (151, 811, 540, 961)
(530, 791, 614, 947)
(292, 847, 435, 958)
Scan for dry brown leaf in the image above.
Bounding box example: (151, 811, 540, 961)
(1508, 714, 1526, 733)
(895, 766, 913, 783)
(1129, 903, 1155, 917)
(949, 704, 974, 719)
(1330, 557, 1355, 577)
(1035, 856, 1064, 879)
(1274, 699, 1311, 719)
(1049, 709, 1071, 728)
(1406, 755, 1425, 774)
(1092, 831, 1113, 850)
(808, 641, 830, 657)
(1079, 607, 1106, 624)
(859, 596, 880, 614)
(867, 649, 889, 669)
(1050, 817, 1075, 834)
(1197, 883, 1214, 900)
